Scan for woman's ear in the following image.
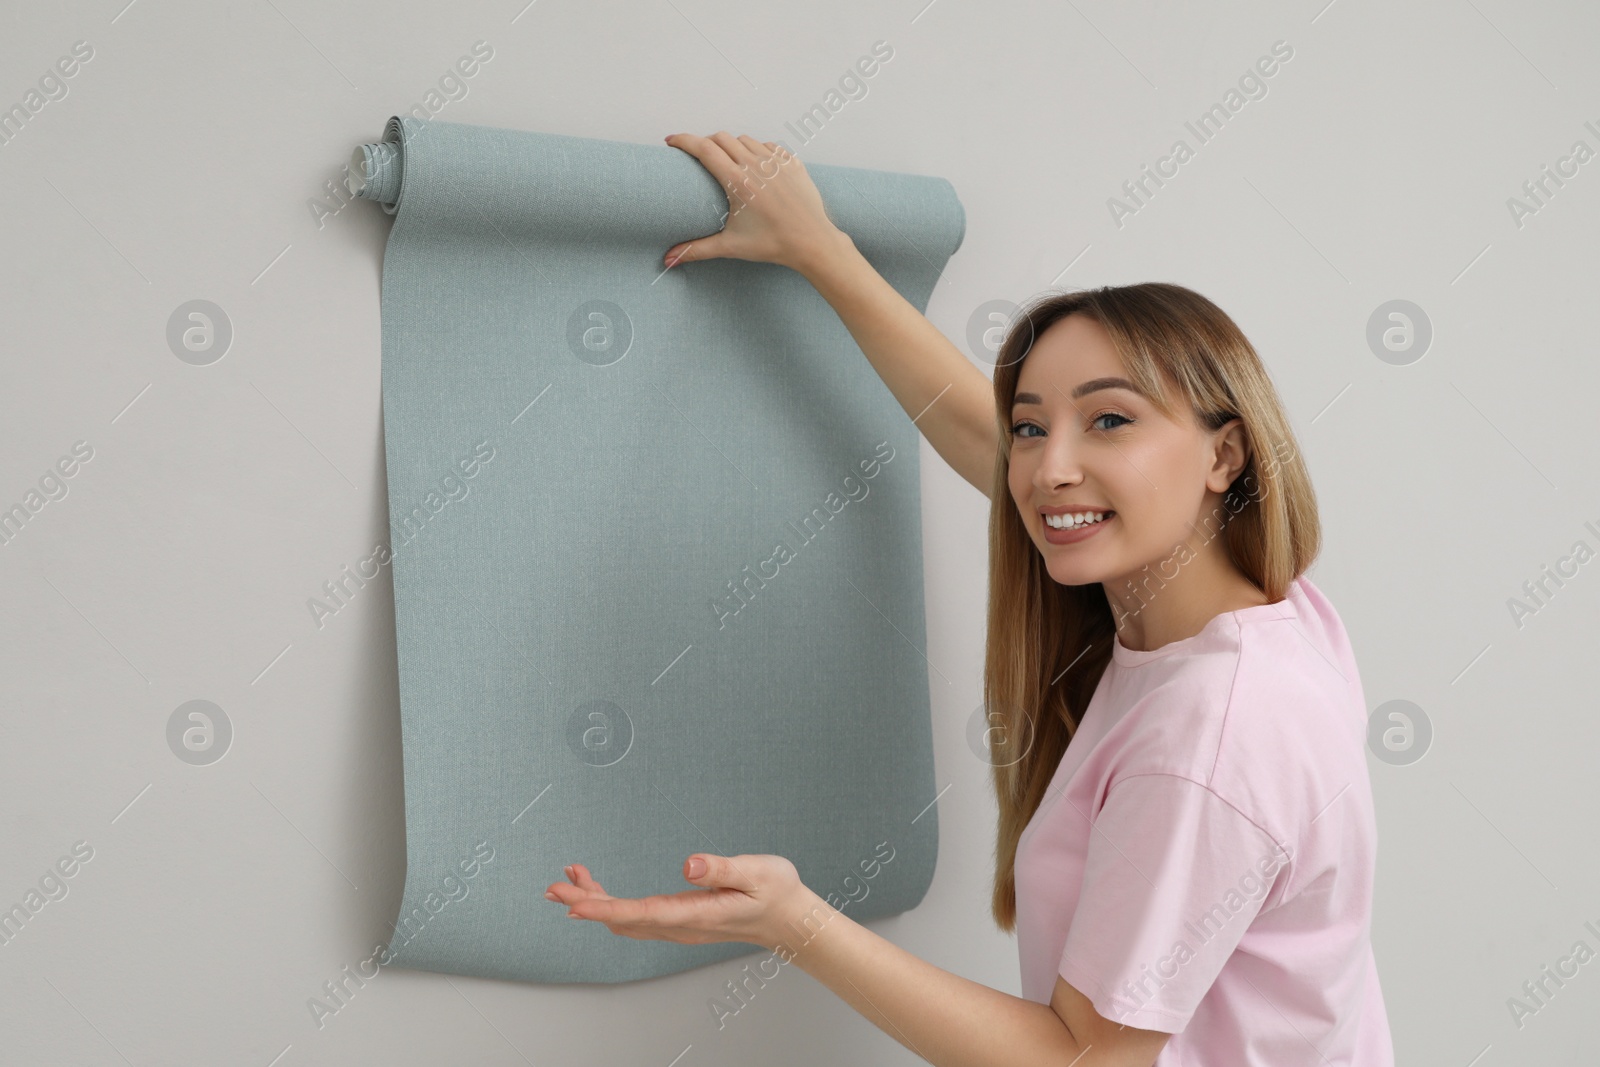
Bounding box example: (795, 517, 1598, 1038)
(1206, 418, 1253, 494)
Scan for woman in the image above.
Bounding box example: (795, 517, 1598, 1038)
(545, 132, 1394, 1066)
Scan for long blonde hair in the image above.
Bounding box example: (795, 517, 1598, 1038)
(984, 282, 1322, 930)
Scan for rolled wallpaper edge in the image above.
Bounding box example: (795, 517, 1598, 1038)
(352, 115, 966, 261)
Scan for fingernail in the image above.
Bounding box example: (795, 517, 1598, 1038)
(686, 856, 707, 878)
(545, 891, 558, 901)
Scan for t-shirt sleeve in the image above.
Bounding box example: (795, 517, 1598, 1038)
(1055, 772, 1291, 1033)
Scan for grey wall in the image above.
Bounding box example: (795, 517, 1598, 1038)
(3, 0, 1597, 1062)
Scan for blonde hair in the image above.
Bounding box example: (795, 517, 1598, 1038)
(983, 282, 1321, 929)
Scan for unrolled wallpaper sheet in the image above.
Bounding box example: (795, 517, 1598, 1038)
(353, 115, 967, 984)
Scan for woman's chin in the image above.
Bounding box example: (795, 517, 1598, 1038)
(1042, 557, 1111, 589)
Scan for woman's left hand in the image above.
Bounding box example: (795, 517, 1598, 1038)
(545, 853, 810, 947)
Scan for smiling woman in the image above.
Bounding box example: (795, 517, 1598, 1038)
(983, 285, 1391, 1063)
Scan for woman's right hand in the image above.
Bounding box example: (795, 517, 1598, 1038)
(662, 132, 848, 275)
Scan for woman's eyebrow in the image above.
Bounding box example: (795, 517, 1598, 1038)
(1011, 377, 1143, 408)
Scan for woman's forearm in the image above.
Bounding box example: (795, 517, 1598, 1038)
(794, 232, 998, 499)
(765, 886, 1082, 1067)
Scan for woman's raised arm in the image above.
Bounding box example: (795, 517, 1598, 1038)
(664, 131, 997, 499)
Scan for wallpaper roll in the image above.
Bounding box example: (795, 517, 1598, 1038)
(355, 115, 966, 985)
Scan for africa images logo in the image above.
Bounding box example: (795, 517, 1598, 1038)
(710, 440, 896, 630)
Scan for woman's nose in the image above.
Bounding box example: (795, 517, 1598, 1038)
(1034, 437, 1084, 489)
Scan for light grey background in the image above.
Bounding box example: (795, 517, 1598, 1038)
(2, 0, 1596, 1063)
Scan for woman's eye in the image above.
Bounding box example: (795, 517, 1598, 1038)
(1011, 414, 1130, 437)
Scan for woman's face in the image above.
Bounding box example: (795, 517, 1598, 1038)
(1005, 313, 1242, 590)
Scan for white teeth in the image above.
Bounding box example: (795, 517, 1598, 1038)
(1045, 511, 1109, 529)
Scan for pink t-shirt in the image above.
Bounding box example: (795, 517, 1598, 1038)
(1014, 575, 1394, 1064)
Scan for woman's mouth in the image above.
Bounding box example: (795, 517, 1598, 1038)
(1041, 510, 1114, 545)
